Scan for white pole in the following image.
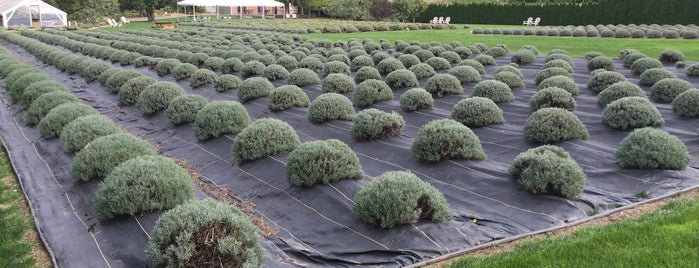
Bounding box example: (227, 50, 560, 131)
(240, 6, 242, 19)
(262, 6, 265, 19)
(193, 5, 196, 21)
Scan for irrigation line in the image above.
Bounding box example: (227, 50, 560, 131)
(407, 184, 699, 268)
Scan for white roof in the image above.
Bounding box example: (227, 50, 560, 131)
(177, 0, 284, 7)
(0, 0, 66, 17)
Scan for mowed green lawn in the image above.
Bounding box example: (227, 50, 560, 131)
(0, 149, 37, 268)
(448, 196, 699, 268)
(307, 25, 699, 61)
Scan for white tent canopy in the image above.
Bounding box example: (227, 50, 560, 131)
(1, 0, 67, 28)
(177, 0, 284, 20)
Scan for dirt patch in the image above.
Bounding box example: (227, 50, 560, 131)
(172, 158, 278, 238)
(422, 188, 699, 268)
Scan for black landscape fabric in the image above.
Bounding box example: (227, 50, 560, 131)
(1, 40, 698, 267)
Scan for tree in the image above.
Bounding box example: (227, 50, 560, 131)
(369, 0, 394, 21)
(323, 0, 372, 20)
(394, 0, 427, 23)
(119, 0, 177, 22)
(61, 0, 119, 24)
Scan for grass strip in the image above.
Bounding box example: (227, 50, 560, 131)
(448, 193, 699, 268)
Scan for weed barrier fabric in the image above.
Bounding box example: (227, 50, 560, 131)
(1, 40, 699, 267)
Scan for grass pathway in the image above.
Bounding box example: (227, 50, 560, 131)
(0, 148, 51, 268)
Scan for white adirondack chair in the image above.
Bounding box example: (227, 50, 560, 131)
(437, 17, 444, 24)
(532, 17, 541, 26)
(291, 13, 297, 19)
(120, 16, 130, 24)
(431, 17, 439, 24)
(444, 17, 451, 24)
(523, 17, 533, 26)
(107, 18, 121, 27)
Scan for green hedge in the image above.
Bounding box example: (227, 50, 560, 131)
(146, 200, 263, 267)
(350, 109, 405, 140)
(602, 97, 664, 130)
(38, 102, 99, 139)
(71, 133, 157, 181)
(420, 0, 699, 25)
(411, 119, 486, 162)
(353, 79, 394, 107)
(286, 139, 363, 187)
(232, 118, 300, 164)
(509, 145, 586, 198)
(672, 89, 699, 117)
(616, 127, 691, 170)
(166, 94, 208, 125)
(354, 171, 452, 228)
(93, 155, 194, 220)
(451, 97, 504, 127)
(524, 108, 589, 143)
(25, 91, 79, 126)
(400, 88, 434, 112)
(194, 101, 250, 140)
(268, 85, 310, 112)
(137, 82, 186, 115)
(308, 93, 355, 123)
(529, 87, 576, 112)
(59, 114, 121, 153)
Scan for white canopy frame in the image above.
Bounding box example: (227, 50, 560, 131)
(176, 0, 285, 21)
(1, 0, 66, 28)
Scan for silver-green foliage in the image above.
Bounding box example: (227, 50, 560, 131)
(155, 59, 181, 76)
(616, 127, 691, 170)
(587, 56, 615, 71)
(451, 97, 504, 127)
(425, 74, 463, 97)
(71, 133, 157, 181)
(511, 50, 536, 65)
(237, 77, 274, 103)
(268, 85, 310, 112)
(172, 63, 199, 80)
(425, 57, 451, 71)
(587, 71, 626, 92)
(353, 79, 394, 107)
(658, 49, 685, 63)
(448, 66, 480, 84)
(530, 87, 576, 112)
(215, 75, 241, 92)
(686, 64, 699, 76)
(535, 67, 571, 85)
(411, 119, 486, 162)
(639, 68, 677, 86)
(242, 60, 266, 77)
(286, 139, 363, 187)
(400, 88, 433, 112)
(59, 114, 121, 153)
(385, 69, 419, 90)
(118, 76, 157, 106)
(322, 74, 355, 93)
(288, 68, 320, 87)
(672, 89, 699, 117)
(262, 64, 289, 81)
(19, 80, 67, 109)
(25, 91, 79, 126)
(38, 102, 98, 139)
(166, 94, 208, 125)
(376, 58, 405, 75)
(538, 75, 579, 95)
(350, 109, 405, 140)
(354, 66, 382, 83)
(93, 155, 194, 221)
(308, 93, 355, 122)
(458, 59, 485, 74)
(509, 145, 586, 198)
(494, 71, 524, 89)
(474, 54, 495, 66)
(650, 78, 694, 103)
(542, 59, 573, 73)
(630, 58, 663, 74)
(597, 82, 646, 108)
(8, 72, 50, 102)
(602, 97, 664, 130)
(523, 108, 589, 143)
(353, 171, 452, 228)
(146, 200, 263, 268)
(137, 82, 186, 115)
(194, 101, 250, 141)
(471, 80, 514, 103)
(232, 118, 300, 164)
(408, 63, 436, 79)
(323, 61, 351, 77)
(189, 69, 217, 88)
